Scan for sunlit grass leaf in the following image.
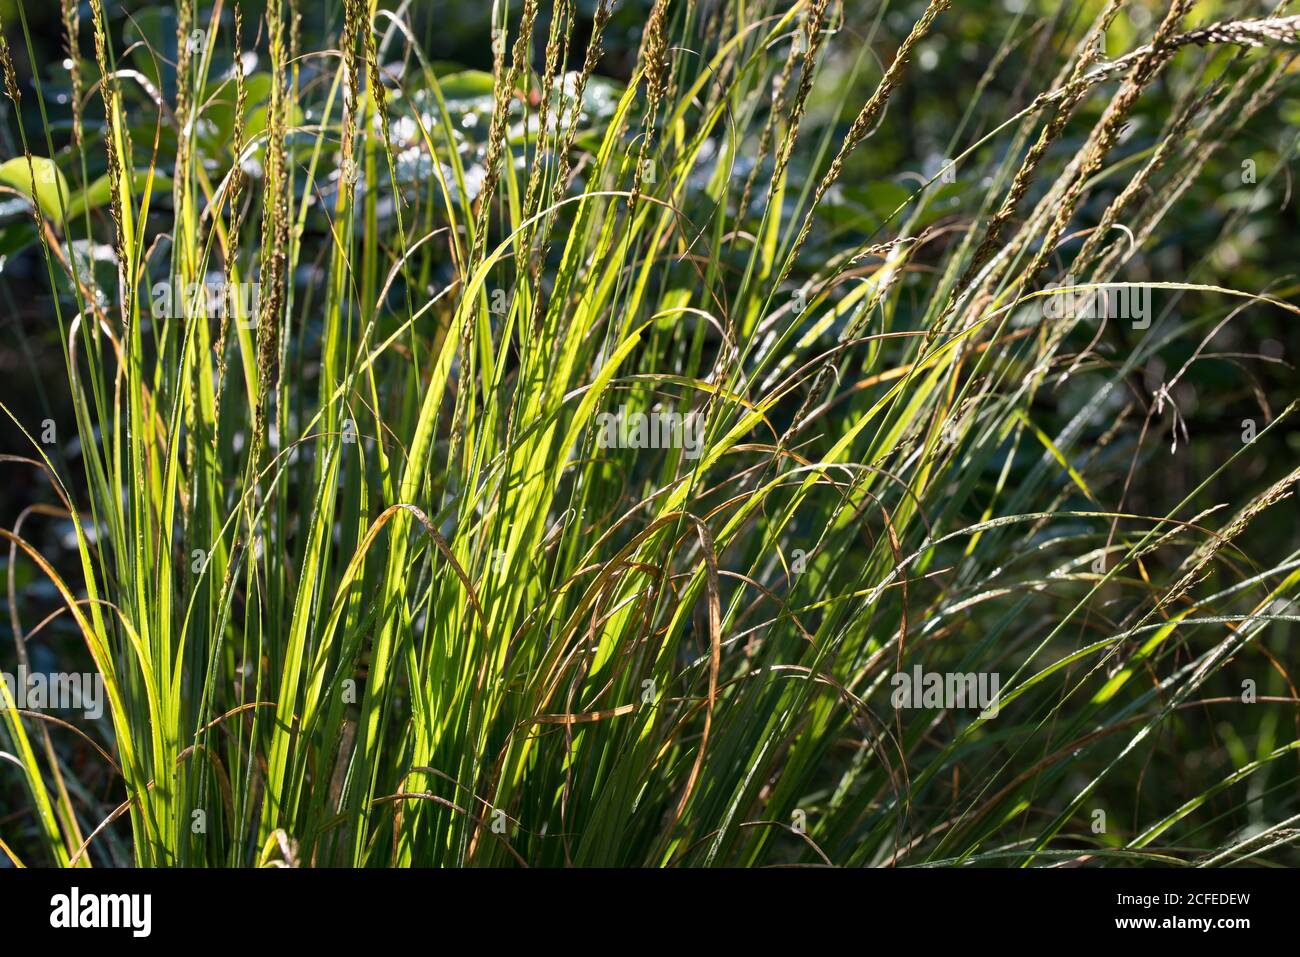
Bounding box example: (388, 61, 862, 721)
(0, 157, 71, 225)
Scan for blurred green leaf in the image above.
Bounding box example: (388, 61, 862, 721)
(0, 157, 71, 225)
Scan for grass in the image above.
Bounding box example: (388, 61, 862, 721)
(0, 0, 1298, 867)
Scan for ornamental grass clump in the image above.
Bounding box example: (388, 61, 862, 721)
(0, 0, 1297, 868)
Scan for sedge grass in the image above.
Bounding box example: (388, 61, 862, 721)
(0, 0, 1297, 868)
